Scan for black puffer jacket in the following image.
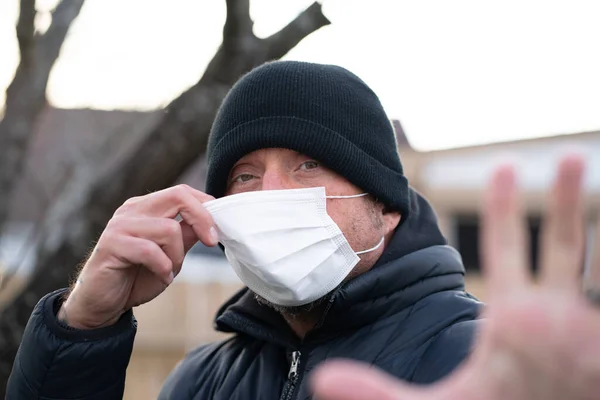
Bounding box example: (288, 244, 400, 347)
(7, 190, 482, 399)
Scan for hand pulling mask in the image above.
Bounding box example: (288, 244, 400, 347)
(203, 187, 384, 306)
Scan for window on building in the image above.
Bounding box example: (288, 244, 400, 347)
(455, 213, 541, 273)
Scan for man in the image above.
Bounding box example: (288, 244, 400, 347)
(6, 61, 600, 400)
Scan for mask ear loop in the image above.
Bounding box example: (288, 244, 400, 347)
(355, 237, 385, 255)
(326, 193, 369, 199)
(325, 192, 382, 254)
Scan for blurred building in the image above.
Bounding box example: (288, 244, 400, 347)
(401, 128, 600, 275)
(1, 108, 599, 399)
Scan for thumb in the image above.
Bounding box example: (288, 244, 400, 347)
(311, 359, 430, 400)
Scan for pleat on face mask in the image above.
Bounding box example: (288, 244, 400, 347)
(203, 187, 384, 306)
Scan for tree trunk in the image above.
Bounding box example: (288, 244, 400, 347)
(0, 1, 329, 392)
(0, 0, 86, 233)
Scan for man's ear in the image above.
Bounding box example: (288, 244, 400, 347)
(382, 209, 401, 234)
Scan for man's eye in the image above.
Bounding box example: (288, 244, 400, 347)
(300, 160, 319, 170)
(233, 173, 255, 183)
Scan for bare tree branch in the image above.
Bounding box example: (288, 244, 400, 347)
(223, 0, 253, 47)
(38, 0, 85, 63)
(0, 0, 85, 234)
(263, 2, 330, 60)
(15, 0, 36, 61)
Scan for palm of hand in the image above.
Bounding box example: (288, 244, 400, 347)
(457, 288, 599, 400)
(312, 155, 600, 400)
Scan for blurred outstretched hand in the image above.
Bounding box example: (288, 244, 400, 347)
(312, 155, 600, 400)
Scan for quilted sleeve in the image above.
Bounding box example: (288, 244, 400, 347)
(6, 289, 137, 400)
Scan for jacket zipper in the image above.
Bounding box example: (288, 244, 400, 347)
(279, 292, 338, 400)
(314, 294, 336, 330)
(279, 350, 301, 400)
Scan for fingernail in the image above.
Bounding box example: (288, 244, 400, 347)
(210, 227, 219, 244)
(166, 272, 174, 285)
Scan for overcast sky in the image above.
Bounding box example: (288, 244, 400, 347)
(1, 0, 600, 151)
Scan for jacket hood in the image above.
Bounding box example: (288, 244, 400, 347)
(213, 189, 467, 348)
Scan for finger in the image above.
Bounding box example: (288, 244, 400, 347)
(480, 164, 530, 300)
(116, 185, 218, 247)
(311, 360, 434, 400)
(104, 234, 174, 285)
(118, 185, 215, 216)
(539, 155, 586, 291)
(172, 188, 219, 248)
(112, 217, 186, 277)
(584, 216, 600, 292)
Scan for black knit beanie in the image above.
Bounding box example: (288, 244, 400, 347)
(205, 60, 410, 217)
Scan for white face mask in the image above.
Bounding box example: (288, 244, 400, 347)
(203, 187, 384, 307)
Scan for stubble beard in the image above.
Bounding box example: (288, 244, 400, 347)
(253, 292, 331, 319)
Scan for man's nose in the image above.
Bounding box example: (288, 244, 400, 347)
(261, 170, 294, 191)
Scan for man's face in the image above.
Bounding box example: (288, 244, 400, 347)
(224, 148, 401, 313)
